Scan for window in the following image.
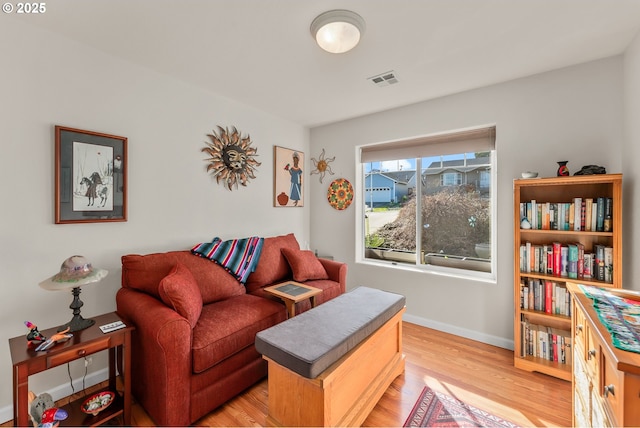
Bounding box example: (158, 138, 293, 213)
(480, 170, 490, 188)
(441, 172, 462, 186)
(360, 126, 496, 276)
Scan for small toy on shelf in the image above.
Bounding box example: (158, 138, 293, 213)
(25, 321, 47, 347)
(34, 327, 73, 352)
(28, 390, 68, 427)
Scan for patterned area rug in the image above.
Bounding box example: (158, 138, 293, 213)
(403, 387, 520, 427)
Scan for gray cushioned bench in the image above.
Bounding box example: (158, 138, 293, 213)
(255, 286, 406, 427)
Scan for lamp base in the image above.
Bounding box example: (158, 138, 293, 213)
(57, 286, 95, 332)
(58, 314, 95, 332)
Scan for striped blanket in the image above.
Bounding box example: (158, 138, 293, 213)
(191, 236, 264, 284)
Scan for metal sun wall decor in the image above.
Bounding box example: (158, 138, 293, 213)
(202, 126, 261, 190)
(310, 148, 335, 183)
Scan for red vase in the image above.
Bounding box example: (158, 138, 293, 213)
(557, 161, 569, 176)
(277, 192, 289, 206)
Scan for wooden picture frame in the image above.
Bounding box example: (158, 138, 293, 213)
(55, 126, 127, 224)
(274, 146, 304, 207)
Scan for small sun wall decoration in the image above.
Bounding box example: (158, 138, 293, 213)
(310, 148, 335, 183)
(202, 126, 261, 190)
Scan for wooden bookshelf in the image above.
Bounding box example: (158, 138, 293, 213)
(513, 174, 622, 381)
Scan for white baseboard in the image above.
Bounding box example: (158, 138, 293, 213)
(0, 368, 109, 425)
(402, 313, 515, 351)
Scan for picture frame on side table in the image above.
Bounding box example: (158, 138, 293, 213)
(55, 125, 127, 224)
(274, 145, 304, 207)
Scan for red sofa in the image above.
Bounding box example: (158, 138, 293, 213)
(115, 233, 347, 427)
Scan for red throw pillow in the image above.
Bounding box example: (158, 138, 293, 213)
(281, 248, 329, 282)
(158, 263, 203, 328)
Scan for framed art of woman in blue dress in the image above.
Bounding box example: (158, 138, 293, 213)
(274, 146, 304, 207)
(288, 152, 302, 206)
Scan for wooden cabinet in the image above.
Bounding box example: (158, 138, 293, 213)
(568, 283, 640, 427)
(513, 174, 622, 380)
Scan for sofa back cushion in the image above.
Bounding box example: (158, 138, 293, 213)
(245, 233, 299, 293)
(281, 248, 329, 282)
(121, 251, 245, 304)
(158, 263, 203, 328)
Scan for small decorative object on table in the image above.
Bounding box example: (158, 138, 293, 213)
(24, 321, 46, 347)
(34, 327, 73, 352)
(557, 160, 569, 176)
(521, 171, 538, 179)
(574, 164, 606, 175)
(81, 391, 115, 416)
(28, 390, 68, 427)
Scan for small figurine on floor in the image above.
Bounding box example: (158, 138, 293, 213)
(28, 391, 68, 428)
(25, 321, 47, 347)
(34, 327, 73, 352)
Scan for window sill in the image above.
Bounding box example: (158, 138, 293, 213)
(359, 254, 496, 284)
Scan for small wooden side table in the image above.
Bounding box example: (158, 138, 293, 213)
(9, 312, 133, 427)
(263, 281, 322, 318)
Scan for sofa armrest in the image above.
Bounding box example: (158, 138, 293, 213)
(318, 258, 347, 294)
(116, 288, 193, 427)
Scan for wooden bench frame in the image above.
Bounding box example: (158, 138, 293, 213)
(264, 307, 405, 427)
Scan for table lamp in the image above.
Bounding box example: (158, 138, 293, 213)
(39, 255, 108, 332)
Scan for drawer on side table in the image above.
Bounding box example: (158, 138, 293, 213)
(601, 351, 622, 422)
(47, 337, 112, 367)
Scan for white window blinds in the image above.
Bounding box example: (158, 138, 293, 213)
(360, 126, 496, 163)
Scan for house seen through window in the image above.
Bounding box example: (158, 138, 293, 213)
(361, 126, 495, 276)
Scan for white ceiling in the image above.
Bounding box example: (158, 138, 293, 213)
(20, 0, 640, 127)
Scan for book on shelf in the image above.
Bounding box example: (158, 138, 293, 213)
(573, 198, 582, 231)
(520, 278, 571, 316)
(553, 242, 562, 276)
(567, 244, 578, 279)
(576, 242, 585, 279)
(520, 241, 613, 284)
(520, 196, 612, 232)
(520, 319, 571, 364)
(583, 253, 593, 279)
(584, 198, 593, 231)
(604, 246, 613, 283)
(604, 197, 613, 232)
(595, 244, 605, 281)
(561, 246, 568, 277)
(596, 197, 605, 232)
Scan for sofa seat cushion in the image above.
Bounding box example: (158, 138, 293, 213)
(245, 233, 299, 293)
(122, 251, 245, 304)
(192, 294, 286, 373)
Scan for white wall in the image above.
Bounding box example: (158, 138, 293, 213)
(310, 57, 625, 348)
(0, 19, 309, 419)
(623, 31, 640, 287)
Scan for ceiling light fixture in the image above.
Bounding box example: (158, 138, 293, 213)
(310, 9, 365, 54)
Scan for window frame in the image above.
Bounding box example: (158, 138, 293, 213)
(356, 126, 497, 282)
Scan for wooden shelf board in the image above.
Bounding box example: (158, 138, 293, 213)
(514, 356, 571, 381)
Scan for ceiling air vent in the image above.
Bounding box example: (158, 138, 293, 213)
(368, 71, 399, 87)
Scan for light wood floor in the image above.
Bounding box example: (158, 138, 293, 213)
(7, 322, 572, 427)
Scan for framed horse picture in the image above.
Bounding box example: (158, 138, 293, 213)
(55, 126, 127, 224)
